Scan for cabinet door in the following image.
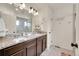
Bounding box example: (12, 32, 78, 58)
(12, 49, 26, 56)
(26, 40, 36, 56)
(42, 39, 46, 51)
(0, 49, 4, 56)
(42, 35, 47, 52)
(37, 38, 42, 56)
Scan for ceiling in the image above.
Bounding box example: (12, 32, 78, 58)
(6, 3, 74, 16)
(25, 3, 74, 11)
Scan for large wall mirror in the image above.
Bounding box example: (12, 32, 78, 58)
(16, 17, 32, 33)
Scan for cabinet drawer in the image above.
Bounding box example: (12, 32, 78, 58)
(26, 39, 36, 47)
(38, 35, 47, 40)
(11, 49, 26, 56)
(4, 42, 25, 56)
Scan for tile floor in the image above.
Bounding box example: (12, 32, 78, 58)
(41, 46, 74, 56)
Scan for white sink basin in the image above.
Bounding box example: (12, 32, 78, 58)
(13, 37, 27, 43)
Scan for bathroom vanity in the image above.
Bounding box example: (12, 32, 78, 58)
(0, 33, 47, 56)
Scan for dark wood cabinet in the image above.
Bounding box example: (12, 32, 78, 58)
(0, 35, 47, 56)
(36, 35, 47, 56)
(26, 39, 36, 56)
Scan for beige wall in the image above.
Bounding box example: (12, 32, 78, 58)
(32, 6, 53, 49)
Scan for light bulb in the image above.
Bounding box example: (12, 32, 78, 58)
(15, 8, 18, 11)
(22, 3, 25, 8)
(19, 6, 23, 9)
(29, 8, 33, 13)
(19, 3, 25, 9)
(32, 9, 36, 14)
(34, 11, 38, 16)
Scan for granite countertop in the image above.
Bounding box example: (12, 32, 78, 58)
(0, 33, 47, 50)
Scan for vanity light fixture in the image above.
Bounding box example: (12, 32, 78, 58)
(29, 7, 38, 16)
(33, 9, 38, 16)
(34, 10, 38, 16)
(15, 8, 19, 11)
(8, 3, 38, 16)
(29, 7, 33, 13)
(19, 3, 25, 9)
(32, 9, 36, 15)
